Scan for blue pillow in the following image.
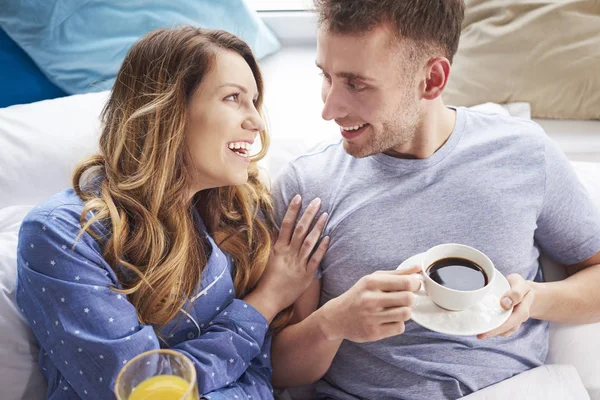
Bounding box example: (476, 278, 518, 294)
(0, 28, 67, 108)
(0, 0, 280, 98)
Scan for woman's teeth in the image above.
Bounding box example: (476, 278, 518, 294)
(228, 141, 251, 157)
(341, 123, 367, 131)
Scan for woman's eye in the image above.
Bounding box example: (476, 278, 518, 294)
(225, 93, 240, 102)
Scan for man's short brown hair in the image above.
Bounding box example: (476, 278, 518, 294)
(314, 0, 465, 63)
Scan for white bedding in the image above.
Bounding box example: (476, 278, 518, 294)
(535, 119, 600, 162)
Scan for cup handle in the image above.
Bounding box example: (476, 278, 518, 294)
(416, 273, 427, 295)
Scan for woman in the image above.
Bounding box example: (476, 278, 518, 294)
(16, 27, 329, 399)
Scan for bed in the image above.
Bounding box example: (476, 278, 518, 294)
(537, 119, 600, 163)
(0, 44, 598, 400)
(1, 2, 599, 399)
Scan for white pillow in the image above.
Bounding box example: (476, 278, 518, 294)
(0, 90, 277, 205)
(461, 364, 589, 400)
(0, 92, 107, 209)
(0, 205, 46, 399)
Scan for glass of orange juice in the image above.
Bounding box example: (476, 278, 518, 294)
(114, 349, 199, 400)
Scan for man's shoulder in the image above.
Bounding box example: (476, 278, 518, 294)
(295, 136, 346, 166)
(460, 107, 550, 158)
(277, 136, 348, 181)
(271, 136, 352, 212)
(462, 107, 546, 138)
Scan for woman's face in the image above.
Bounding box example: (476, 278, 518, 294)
(186, 50, 265, 194)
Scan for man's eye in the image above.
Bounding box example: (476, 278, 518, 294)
(225, 93, 240, 102)
(319, 72, 332, 82)
(347, 81, 364, 91)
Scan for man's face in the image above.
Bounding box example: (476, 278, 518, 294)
(316, 25, 422, 158)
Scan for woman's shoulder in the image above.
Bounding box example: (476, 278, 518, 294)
(25, 188, 84, 219)
(20, 187, 106, 242)
(18, 188, 119, 285)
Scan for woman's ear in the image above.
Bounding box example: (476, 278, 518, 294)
(421, 57, 451, 101)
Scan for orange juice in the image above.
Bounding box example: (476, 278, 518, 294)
(128, 375, 191, 400)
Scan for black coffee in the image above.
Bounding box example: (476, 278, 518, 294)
(427, 257, 488, 291)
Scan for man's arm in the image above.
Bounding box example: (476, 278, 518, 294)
(526, 136, 600, 324)
(271, 279, 341, 388)
(480, 134, 600, 339)
(480, 251, 600, 339)
(271, 267, 421, 388)
(269, 163, 419, 387)
(530, 251, 600, 323)
(270, 164, 342, 386)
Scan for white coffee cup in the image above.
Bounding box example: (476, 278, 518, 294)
(419, 243, 496, 311)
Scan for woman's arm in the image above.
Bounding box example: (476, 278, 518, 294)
(15, 207, 270, 398)
(201, 337, 275, 400)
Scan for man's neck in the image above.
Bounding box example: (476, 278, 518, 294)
(385, 101, 457, 159)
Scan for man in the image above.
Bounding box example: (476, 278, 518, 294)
(269, 0, 600, 399)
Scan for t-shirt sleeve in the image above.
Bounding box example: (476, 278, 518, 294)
(271, 163, 301, 229)
(271, 163, 325, 279)
(534, 137, 600, 265)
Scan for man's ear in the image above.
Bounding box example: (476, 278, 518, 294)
(420, 57, 451, 101)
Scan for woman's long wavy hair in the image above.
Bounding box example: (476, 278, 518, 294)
(73, 27, 291, 333)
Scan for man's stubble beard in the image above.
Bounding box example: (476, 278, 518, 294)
(346, 98, 420, 159)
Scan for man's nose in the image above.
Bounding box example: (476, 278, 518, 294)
(321, 84, 348, 121)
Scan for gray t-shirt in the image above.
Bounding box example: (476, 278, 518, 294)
(271, 107, 600, 399)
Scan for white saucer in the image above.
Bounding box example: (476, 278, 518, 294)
(397, 252, 512, 336)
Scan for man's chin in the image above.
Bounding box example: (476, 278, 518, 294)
(343, 140, 375, 159)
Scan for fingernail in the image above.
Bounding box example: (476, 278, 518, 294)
(501, 297, 513, 309)
(293, 194, 301, 205)
(312, 197, 322, 206)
